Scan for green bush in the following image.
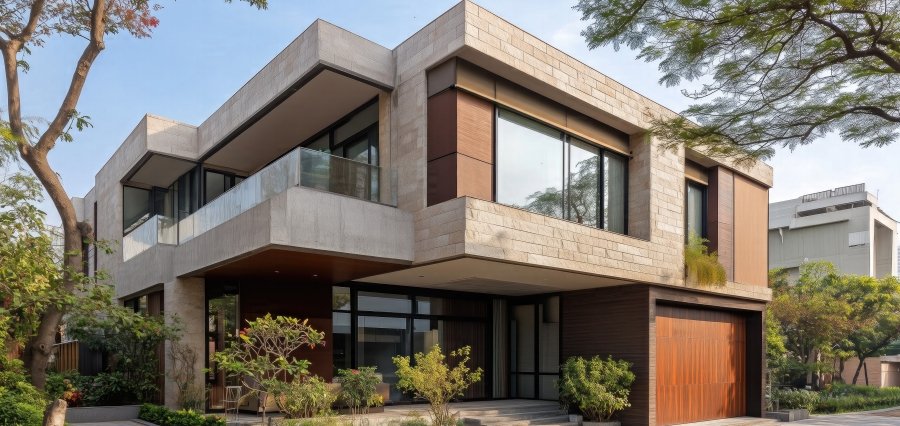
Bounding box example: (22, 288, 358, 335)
(772, 388, 819, 411)
(558, 355, 635, 422)
(814, 384, 900, 413)
(46, 370, 87, 407)
(138, 403, 224, 426)
(685, 232, 727, 287)
(393, 345, 483, 426)
(336, 366, 383, 415)
(272, 375, 337, 418)
(0, 359, 47, 426)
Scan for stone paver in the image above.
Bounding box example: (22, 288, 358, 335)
(794, 408, 900, 425)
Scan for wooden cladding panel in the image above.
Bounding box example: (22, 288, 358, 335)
(656, 305, 747, 425)
(240, 282, 334, 380)
(562, 286, 651, 426)
(426, 88, 494, 206)
(708, 167, 735, 281)
(733, 175, 768, 287)
(52, 341, 80, 373)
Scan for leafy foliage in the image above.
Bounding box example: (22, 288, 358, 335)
(271, 375, 337, 419)
(576, 0, 900, 164)
(212, 314, 324, 423)
(138, 403, 225, 426)
(0, 357, 45, 426)
(66, 295, 181, 404)
(393, 345, 483, 426)
(336, 367, 383, 415)
(816, 384, 900, 413)
(558, 355, 635, 422)
(0, 172, 60, 352)
(684, 232, 727, 287)
(772, 388, 819, 411)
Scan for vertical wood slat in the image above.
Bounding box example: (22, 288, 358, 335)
(52, 341, 80, 372)
(656, 305, 746, 425)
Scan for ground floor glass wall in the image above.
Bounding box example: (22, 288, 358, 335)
(332, 286, 489, 402)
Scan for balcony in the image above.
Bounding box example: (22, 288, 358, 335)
(122, 147, 397, 261)
(122, 215, 177, 261)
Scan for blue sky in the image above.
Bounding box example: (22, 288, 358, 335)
(10, 0, 900, 225)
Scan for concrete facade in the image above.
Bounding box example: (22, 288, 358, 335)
(73, 2, 773, 425)
(769, 184, 898, 277)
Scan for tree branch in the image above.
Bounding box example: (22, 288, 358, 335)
(33, 0, 106, 154)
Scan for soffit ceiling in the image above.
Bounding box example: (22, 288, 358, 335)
(204, 70, 381, 174)
(127, 154, 196, 188)
(357, 257, 632, 296)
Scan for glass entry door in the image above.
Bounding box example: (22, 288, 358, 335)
(509, 296, 560, 400)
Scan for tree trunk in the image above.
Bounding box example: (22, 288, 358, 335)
(42, 399, 67, 426)
(20, 151, 85, 389)
(864, 359, 870, 386)
(835, 357, 846, 384)
(852, 357, 866, 385)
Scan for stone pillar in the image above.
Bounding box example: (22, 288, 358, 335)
(163, 277, 205, 409)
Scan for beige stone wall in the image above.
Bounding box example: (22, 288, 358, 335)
(163, 277, 205, 409)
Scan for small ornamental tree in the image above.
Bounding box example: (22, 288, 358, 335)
(337, 366, 383, 415)
(393, 345, 483, 426)
(559, 356, 635, 422)
(212, 314, 324, 423)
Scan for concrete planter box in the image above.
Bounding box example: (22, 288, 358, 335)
(583, 421, 620, 426)
(765, 409, 811, 422)
(65, 405, 141, 424)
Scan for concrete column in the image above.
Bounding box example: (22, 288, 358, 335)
(163, 277, 205, 409)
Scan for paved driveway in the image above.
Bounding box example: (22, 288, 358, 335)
(796, 408, 900, 425)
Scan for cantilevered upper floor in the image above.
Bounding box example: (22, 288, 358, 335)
(74, 1, 774, 301)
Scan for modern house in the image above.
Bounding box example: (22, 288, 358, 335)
(72, 2, 773, 425)
(769, 184, 898, 277)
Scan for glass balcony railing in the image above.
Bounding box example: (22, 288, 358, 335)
(122, 215, 177, 261)
(176, 147, 397, 244)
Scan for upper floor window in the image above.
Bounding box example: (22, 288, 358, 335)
(686, 180, 707, 240)
(303, 100, 378, 166)
(495, 108, 627, 233)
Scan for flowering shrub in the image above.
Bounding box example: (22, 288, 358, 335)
(393, 345, 483, 426)
(272, 375, 337, 418)
(337, 366, 383, 415)
(558, 356, 635, 422)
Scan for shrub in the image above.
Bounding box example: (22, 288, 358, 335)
(337, 366, 383, 415)
(685, 232, 727, 287)
(272, 375, 337, 418)
(814, 384, 900, 413)
(558, 355, 635, 422)
(393, 345, 483, 426)
(213, 314, 324, 424)
(0, 359, 46, 426)
(46, 371, 86, 407)
(138, 403, 225, 426)
(772, 388, 819, 411)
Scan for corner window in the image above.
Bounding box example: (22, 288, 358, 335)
(123, 186, 151, 233)
(686, 180, 707, 240)
(496, 108, 628, 233)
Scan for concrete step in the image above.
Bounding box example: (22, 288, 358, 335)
(463, 410, 569, 426)
(456, 403, 560, 416)
(458, 407, 564, 418)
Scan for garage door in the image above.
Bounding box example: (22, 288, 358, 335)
(656, 305, 746, 425)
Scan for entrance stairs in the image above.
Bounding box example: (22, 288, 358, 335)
(457, 400, 576, 426)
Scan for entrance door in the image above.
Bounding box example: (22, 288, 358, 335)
(656, 305, 747, 425)
(509, 297, 559, 400)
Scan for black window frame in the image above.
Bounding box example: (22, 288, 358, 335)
(299, 97, 380, 166)
(493, 107, 629, 234)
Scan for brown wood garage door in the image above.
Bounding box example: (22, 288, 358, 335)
(656, 305, 746, 425)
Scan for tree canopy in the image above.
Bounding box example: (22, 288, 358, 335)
(576, 0, 900, 164)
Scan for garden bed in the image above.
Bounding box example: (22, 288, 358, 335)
(65, 405, 141, 423)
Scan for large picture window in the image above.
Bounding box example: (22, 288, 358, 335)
(496, 108, 628, 233)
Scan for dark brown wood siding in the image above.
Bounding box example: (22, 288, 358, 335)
(426, 88, 494, 206)
(561, 285, 651, 426)
(656, 305, 746, 425)
(708, 167, 735, 281)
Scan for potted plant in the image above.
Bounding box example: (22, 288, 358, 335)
(559, 355, 635, 426)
